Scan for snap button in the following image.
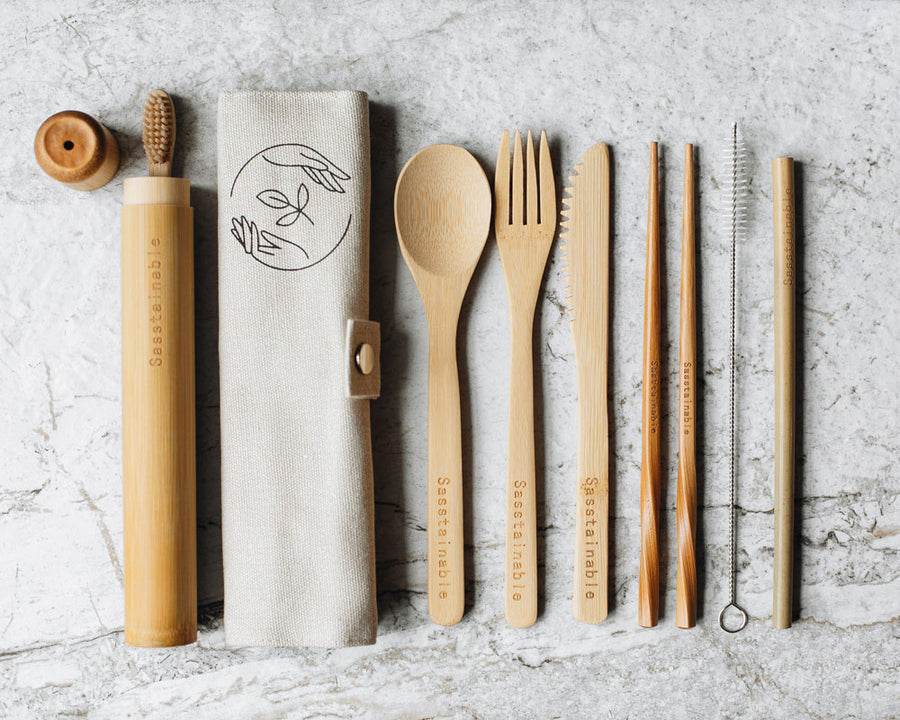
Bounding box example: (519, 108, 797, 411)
(355, 343, 375, 375)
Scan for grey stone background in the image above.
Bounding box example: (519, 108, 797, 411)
(1, 1, 897, 717)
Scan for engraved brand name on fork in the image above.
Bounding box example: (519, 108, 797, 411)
(436, 476, 452, 598)
(581, 476, 601, 599)
(510, 477, 527, 599)
(147, 238, 165, 367)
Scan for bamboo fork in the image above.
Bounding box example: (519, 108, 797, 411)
(676, 144, 698, 628)
(638, 142, 662, 628)
(495, 130, 556, 628)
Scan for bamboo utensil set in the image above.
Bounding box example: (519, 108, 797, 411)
(33, 93, 800, 643)
(396, 131, 799, 633)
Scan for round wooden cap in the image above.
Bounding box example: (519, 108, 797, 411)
(34, 110, 119, 191)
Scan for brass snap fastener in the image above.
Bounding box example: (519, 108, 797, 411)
(355, 342, 375, 375)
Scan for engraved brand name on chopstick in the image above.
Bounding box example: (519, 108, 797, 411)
(581, 476, 601, 599)
(781, 188, 794, 286)
(682, 361, 693, 435)
(147, 238, 164, 367)
(649, 360, 660, 432)
(436, 476, 452, 598)
(510, 477, 527, 599)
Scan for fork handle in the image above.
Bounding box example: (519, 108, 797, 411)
(505, 311, 538, 627)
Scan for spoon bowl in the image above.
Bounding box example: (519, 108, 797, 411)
(394, 144, 490, 625)
(395, 144, 491, 283)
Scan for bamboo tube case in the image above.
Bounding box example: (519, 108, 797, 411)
(121, 177, 197, 647)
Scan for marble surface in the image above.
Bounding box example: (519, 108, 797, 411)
(1, 0, 898, 717)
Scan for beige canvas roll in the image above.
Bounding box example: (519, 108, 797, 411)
(217, 91, 377, 647)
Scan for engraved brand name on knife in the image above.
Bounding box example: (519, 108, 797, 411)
(581, 476, 601, 599)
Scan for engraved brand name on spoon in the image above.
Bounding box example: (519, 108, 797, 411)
(436, 475, 453, 598)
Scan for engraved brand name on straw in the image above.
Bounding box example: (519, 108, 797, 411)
(147, 238, 164, 367)
(781, 187, 794, 286)
(581, 476, 600, 599)
(436, 476, 452, 598)
(510, 477, 527, 599)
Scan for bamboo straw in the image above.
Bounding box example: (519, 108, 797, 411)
(773, 157, 796, 629)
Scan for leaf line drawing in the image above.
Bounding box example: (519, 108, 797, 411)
(256, 184, 314, 226)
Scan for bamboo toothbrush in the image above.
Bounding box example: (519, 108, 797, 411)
(676, 144, 698, 628)
(773, 157, 796, 629)
(638, 142, 661, 628)
(121, 89, 197, 647)
(561, 143, 611, 624)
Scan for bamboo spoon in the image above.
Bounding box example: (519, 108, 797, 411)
(676, 144, 698, 629)
(394, 145, 491, 626)
(773, 157, 796, 629)
(494, 130, 556, 628)
(638, 142, 661, 628)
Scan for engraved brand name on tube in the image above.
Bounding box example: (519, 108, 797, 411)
(510, 477, 527, 600)
(781, 187, 794, 286)
(682, 361, 693, 435)
(581, 476, 600, 599)
(436, 476, 452, 598)
(147, 238, 164, 367)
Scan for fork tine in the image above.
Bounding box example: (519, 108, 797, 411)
(538, 131, 555, 227)
(512, 130, 523, 225)
(526, 131, 538, 225)
(495, 130, 510, 227)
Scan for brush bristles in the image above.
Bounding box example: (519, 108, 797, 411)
(721, 123, 749, 240)
(142, 89, 175, 175)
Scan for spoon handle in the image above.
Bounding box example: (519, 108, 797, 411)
(505, 311, 538, 628)
(427, 327, 465, 626)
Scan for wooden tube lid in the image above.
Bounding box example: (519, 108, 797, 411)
(123, 176, 190, 206)
(34, 110, 119, 191)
